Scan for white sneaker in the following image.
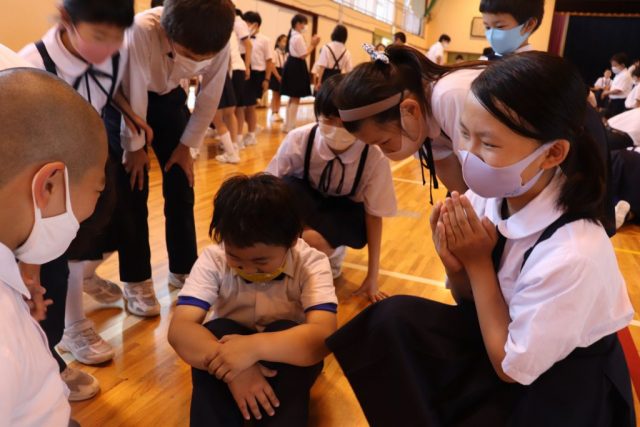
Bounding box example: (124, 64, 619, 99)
(615, 200, 631, 230)
(205, 127, 218, 139)
(58, 319, 115, 365)
(123, 280, 160, 317)
(271, 113, 283, 122)
(168, 272, 187, 289)
(328, 246, 347, 279)
(243, 133, 257, 147)
(215, 152, 240, 164)
(61, 367, 100, 402)
(83, 274, 122, 304)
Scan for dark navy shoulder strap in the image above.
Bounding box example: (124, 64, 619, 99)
(303, 125, 319, 183)
(34, 40, 57, 75)
(520, 213, 586, 272)
(108, 53, 120, 100)
(348, 144, 370, 197)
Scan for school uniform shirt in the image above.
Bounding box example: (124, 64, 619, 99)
(624, 83, 640, 109)
(610, 68, 633, 100)
(429, 67, 484, 160)
(120, 8, 230, 151)
(426, 41, 445, 64)
(229, 35, 245, 72)
(316, 41, 353, 73)
(594, 76, 612, 89)
(19, 26, 127, 114)
(273, 48, 287, 69)
(250, 33, 272, 72)
(266, 122, 397, 218)
(288, 30, 307, 59)
(0, 244, 70, 426)
(234, 16, 250, 55)
(609, 107, 640, 147)
(465, 171, 633, 385)
(177, 238, 338, 331)
(0, 43, 31, 68)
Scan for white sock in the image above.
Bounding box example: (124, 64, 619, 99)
(65, 261, 86, 327)
(219, 131, 237, 156)
(289, 103, 299, 128)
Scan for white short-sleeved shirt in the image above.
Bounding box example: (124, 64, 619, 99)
(609, 107, 640, 146)
(273, 48, 287, 68)
(0, 43, 32, 68)
(316, 41, 352, 73)
(594, 76, 612, 89)
(234, 16, 250, 55)
(288, 30, 307, 59)
(624, 83, 639, 109)
(610, 68, 633, 99)
(0, 244, 70, 426)
(229, 34, 245, 71)
(426, 41, 445, 64)
(177, 239, 338, 331)
(429, 67, 484, 160)
(250, 33, 272, 71)
(267, 123, 397, 217)
(19, 26, 127, 114)
(465, 171, 633, 385)
(120, 8, 230, 151)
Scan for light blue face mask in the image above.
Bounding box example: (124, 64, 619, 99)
(485, 23, 531, 56)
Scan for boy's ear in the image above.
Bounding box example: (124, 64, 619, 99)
(522, 17, 538, 35)
(32, 162, 66, 212)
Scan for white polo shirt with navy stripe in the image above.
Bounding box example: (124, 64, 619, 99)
(177, 238, 338, 331)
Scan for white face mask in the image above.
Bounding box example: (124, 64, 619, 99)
(300, 26, 307, 34)
(319, 122, 357, 151)
(612, 65, 622, 75)
(172, 50, 212, 77)
(15, 168, 80, 264)
(385, 108, 428, 161)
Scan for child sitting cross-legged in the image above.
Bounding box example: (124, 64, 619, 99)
(168, 173, 338, 427)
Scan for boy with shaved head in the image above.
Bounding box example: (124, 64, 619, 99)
(0, 67, 107, 425)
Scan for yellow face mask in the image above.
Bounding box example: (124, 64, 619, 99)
(233, 263, 286, 283)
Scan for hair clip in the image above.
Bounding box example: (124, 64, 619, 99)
(363, 43, 389, 64)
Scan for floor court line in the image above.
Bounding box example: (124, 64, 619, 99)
(615, 248, 640, 256)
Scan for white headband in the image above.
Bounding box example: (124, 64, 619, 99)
(338, 93, 403, 122)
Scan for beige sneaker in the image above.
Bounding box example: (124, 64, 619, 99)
(58, 319, 115, 365)
(215, 152, 240, 164)
(329, 246, 347, 279)
(168, 272, 187, 289)
(83, 274, 122, 304)
(123, 280, 160, 317)
(61, 367, 100, 402)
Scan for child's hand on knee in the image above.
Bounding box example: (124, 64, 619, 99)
(208, 334, 259, 382)
(227, 363, 280, 421)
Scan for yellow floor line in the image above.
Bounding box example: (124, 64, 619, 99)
(393, 177, 425, 185)
(342, 262, 446, 288)
(390, 157, 415, 173)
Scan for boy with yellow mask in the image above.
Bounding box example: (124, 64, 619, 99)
(168, 173, 337, 426)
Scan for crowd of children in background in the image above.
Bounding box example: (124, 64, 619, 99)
(1, 0, 639, 425)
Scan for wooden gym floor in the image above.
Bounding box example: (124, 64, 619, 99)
(69, 105, 640, 426)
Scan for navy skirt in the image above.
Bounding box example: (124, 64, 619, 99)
(217, 74, 237, 109)
(269, 67, 283, 92)
(281, 57, 311, 98)
(327, 296, 635, 427)
(283, 176, 367, 249)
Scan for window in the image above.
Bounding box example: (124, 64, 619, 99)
(401, 0, 425, 36)
(334, 0, 395, 25)
(334, 0, 424, 36)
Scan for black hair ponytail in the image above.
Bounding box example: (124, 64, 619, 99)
(336, 44, 484, 133)
(471, 51, 606, 223)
